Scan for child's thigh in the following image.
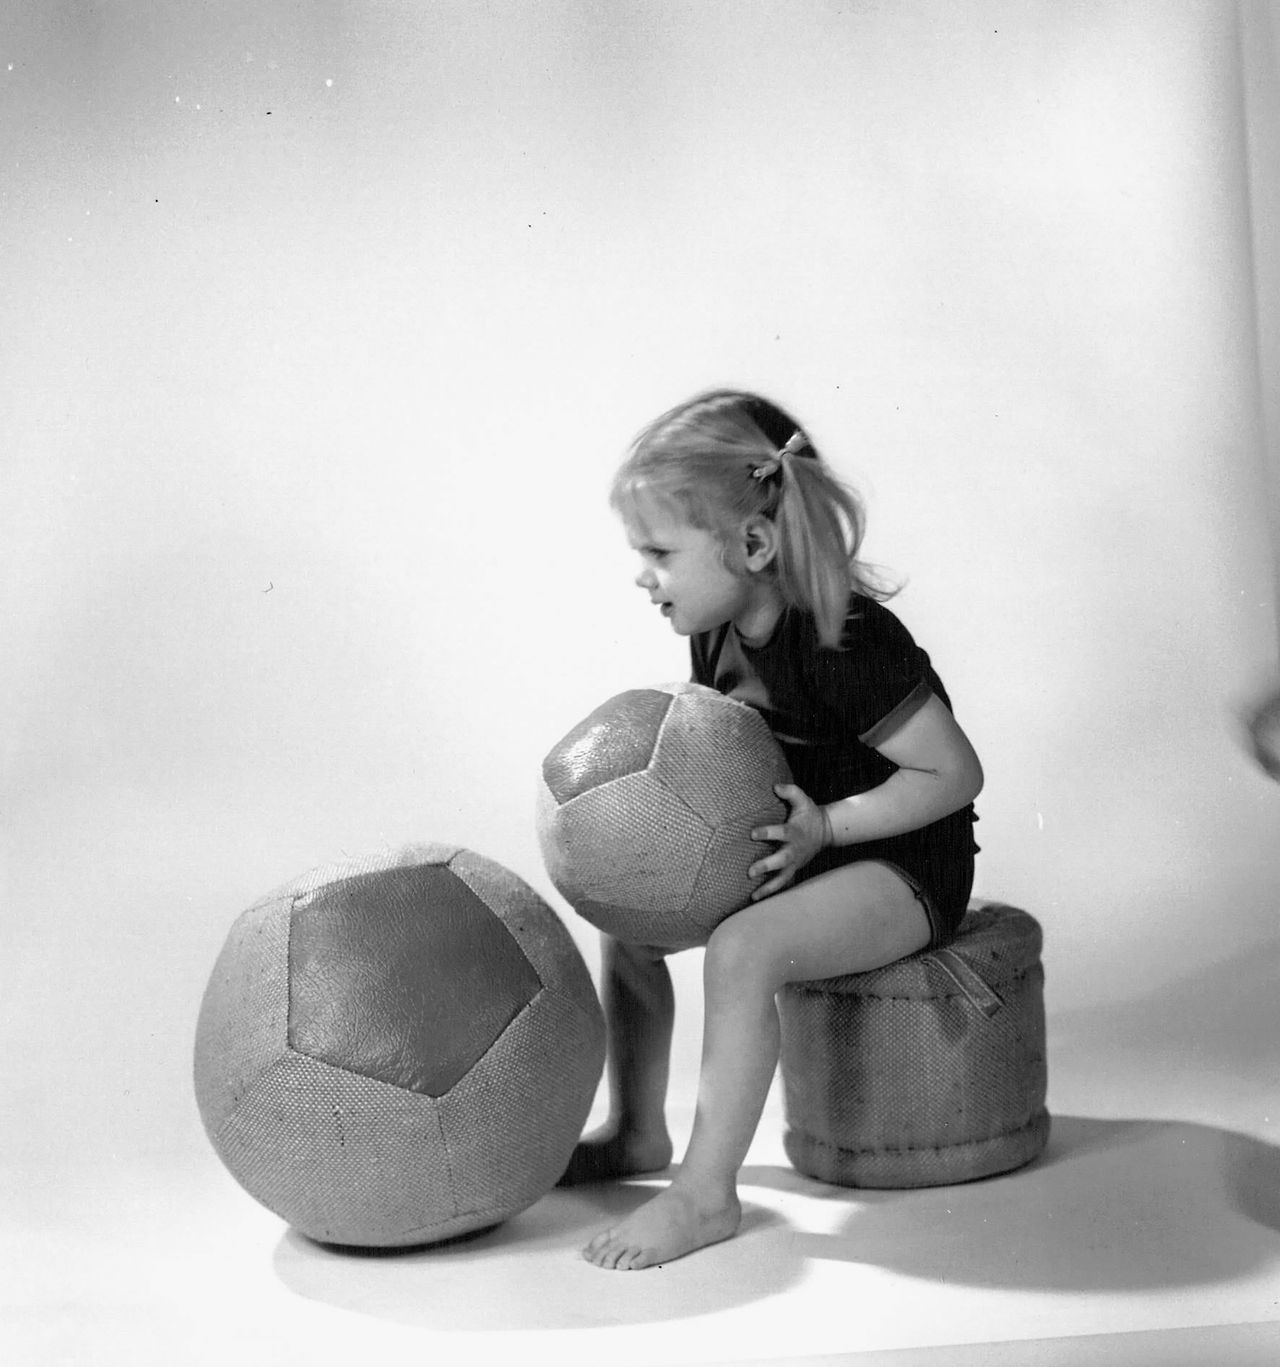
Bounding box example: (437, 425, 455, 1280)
(708, 860, 930, 987)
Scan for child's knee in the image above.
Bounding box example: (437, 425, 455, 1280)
(704, 914, 785, 992)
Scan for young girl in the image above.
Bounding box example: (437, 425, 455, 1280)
(562, 389, 983, 1270)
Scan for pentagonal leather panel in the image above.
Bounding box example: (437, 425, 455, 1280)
(287, 864, 541, 1097)
(541, 688, 672, 803)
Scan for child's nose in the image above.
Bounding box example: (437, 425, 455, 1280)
(634, 564, 656, 590)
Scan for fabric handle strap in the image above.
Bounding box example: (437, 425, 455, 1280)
(925, 948, 1005, 1018)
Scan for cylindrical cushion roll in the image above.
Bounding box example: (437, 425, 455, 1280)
(778, 901, 1049, 1188)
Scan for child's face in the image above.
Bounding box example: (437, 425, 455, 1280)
(624, 502, 760, 639)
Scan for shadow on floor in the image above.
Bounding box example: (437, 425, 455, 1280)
(273, 1112, 1280, 1328)
(271, 1174, 802, 1330)
(741, 1113, 1280, 1292)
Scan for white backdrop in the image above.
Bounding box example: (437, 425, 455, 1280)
(3, 0, 1278, 1170)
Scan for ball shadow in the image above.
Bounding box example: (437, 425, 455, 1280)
(745, 1113, 1280, 1293)
(272, 1173, 802, 1331)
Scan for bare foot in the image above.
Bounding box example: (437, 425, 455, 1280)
(558, 1121, 673, 1186)
(581, 1183, 741, 1270)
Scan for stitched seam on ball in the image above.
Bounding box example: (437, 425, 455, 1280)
(554, 768, 709, 826)
(545, 985, 605, 1039)
(553, 770, 713, 862)
(433, 1099, 461, 1220)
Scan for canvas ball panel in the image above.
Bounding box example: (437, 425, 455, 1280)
(536, 684, 792, 950)
(193, 844, 605, 1247)
(438, 987, 607, 1219)
(648, 685, 790, 827)
(213, 1052, 458, 1247)
(685, 818, 775, 926)
(538, 770, 716, 914)
(193, 891, 292, 1137)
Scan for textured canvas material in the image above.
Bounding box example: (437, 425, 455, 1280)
(193, 844, 605, 1247)
(288, 864, 542, 1096)
(214, 1050, 458, 1247)
(538, 773, 715, 919)
(192, 892, 291, 1132)
(438, 986, 606, 1219)
(778, 901, 1049, 1188)
(536, 683, 791, 951)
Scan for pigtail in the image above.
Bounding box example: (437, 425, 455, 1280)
(773, 447, 894, 648)
(773, 457, 856, 647)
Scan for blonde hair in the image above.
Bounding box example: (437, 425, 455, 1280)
(610, 389, 893, 648)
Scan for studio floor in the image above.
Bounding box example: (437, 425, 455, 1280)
(5, 945, 1280, 1367)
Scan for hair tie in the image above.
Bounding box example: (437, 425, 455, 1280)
(751, 456, 781, 482)
(778, 430, 811, 459)
(751, 429, 810, 481)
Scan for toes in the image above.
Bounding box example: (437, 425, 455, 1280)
(582, 1231, 622, 1269)
(610, 1242, 646, 1271)
(581, 1230, 651, 1271)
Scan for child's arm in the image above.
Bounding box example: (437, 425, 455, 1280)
(749, 693, 983, 900)
(826, 693, 983, 845)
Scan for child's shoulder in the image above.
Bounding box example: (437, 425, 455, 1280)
(807, 596, 930, 708)
(835, 593, 915, 650)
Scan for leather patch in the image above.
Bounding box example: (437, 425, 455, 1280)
(287, 863, 542, 1097)
(541, 688, 671, 803)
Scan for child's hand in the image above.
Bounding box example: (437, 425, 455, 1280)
(748, 783, 831, 900)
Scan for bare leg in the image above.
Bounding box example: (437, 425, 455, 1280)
(582, 862, 931, 1269)
(558, 935, 676, 1185)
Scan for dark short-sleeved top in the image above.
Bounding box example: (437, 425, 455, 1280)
(690, 595, 978, 907)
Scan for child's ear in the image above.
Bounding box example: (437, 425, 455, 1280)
(742, 516, 779, 572)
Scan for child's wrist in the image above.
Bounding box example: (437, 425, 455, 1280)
(818, 805, 835, 849)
